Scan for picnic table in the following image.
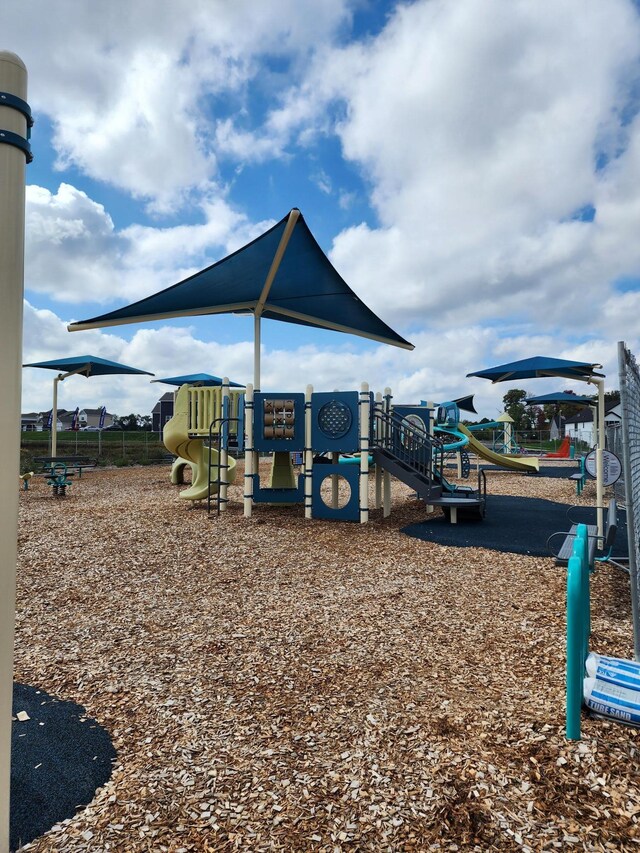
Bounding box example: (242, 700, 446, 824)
(34, 456, 97, 478)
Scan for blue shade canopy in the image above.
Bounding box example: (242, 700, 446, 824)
(151, 373, 244, 387)
(453, 394, 478, 414)
(23, 355, 153, 377)
(67, 209, 413, 351)
(525, 392, 595, 405)
(467, 356, 604, 383)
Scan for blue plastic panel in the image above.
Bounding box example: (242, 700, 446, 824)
(311, 391, 359, 453)
(236, 394, 245, 452)
(393, 406, 431, 436)
(251, 474, 305, 503)
(254, 393, 305, 452)
(312, 463, 360, 521)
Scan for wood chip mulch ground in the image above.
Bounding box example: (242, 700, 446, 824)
(14, 462, 640, 851)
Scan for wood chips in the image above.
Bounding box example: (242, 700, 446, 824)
(14, 462, 640, 851)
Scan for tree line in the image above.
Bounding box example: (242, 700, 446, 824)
(465, 389, 620, 432)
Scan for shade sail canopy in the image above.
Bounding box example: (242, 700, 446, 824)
(151, 373, 243, 387)
(67, 209, 413, 351)
(452, 394, 478, 414)
(23, 355, 153, 377)
(525, 392, 595, 405)
(467, 356, 603, 383)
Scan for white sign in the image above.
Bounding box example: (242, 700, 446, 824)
(585, 449, 622, 486)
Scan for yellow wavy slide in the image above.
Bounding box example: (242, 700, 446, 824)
(163, 384, 237, 501)
(458, 424, 539, 472)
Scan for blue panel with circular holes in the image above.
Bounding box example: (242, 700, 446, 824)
(311, 391, 359, 453)
(311, 463, 360, 521)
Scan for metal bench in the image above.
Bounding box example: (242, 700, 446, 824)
(548, 498, 618, 568)
(569, 456, 587, 496)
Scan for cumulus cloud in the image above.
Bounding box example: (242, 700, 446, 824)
(2, 0, 356, 210)
(21, 299, 623, 423)
(9, 0, 640, 417)
(24, 184, 274, 304)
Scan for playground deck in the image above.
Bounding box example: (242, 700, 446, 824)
(13, 463, 640, 852)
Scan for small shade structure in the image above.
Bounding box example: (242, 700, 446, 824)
(23, 355, 154, 456)
(524, 392, 596, 406)
(467, 356, 604, 384)
(467, 356, 607, 536)
(151, 373, 244, 388)
(67, 209, 413, 389)
(453, 394, 478, 415)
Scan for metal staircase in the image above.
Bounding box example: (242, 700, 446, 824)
(372, 410, 486, 521)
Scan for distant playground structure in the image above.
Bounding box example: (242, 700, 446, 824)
(160, 380, 566, 524)
(161, 381, 490, 523)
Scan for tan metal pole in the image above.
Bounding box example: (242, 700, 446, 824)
(253, 208, 300, 390)
(594, 377, 606, 539)
(0, 50, 29, 853)
(51, 374, 60, 455)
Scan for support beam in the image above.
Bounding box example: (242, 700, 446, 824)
(253, 208, 300, 389)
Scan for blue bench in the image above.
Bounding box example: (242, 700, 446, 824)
(548, 499, 618, 568)
(569, 456, 587, 495)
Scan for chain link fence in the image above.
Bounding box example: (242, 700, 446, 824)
(20, 430, 169, 468)
(618, 341, 640, 660)
(606, 423, 626, 505)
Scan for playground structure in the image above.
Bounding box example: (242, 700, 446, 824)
(544, 435, 572, 458)
(466, 413, 521, 454)
(163, 382, 487, 523)
(456, 423, 540, 473)
(163, 383, 240, 503)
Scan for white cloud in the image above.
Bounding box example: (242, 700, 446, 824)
(2, 0, 356, 209)
(24, 184, 274, 305)
(9, 0, 640, 413)
(230, 0, 640, 347)
(21, 301, 626, 423)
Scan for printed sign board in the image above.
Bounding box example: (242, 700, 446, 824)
(585, 449, 622, 486)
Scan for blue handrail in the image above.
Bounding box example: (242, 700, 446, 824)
(566, 523, 590, 740)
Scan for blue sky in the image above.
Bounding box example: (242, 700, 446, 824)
(5, 0, 640, 419)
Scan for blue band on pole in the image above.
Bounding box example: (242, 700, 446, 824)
(0, 91, 33, 130)
(0, 129, 33, 163)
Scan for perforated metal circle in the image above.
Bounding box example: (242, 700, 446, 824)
(317, 399, 353, 439)
(401, 414, 427, 448)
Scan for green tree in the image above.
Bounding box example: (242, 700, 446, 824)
(116, 413, 140, 431)
(502, 389, 528, 431)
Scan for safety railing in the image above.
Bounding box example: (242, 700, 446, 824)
(372, 409, 437, 481)
(566, 523, 591, 740)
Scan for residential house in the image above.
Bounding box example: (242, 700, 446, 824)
(549, 414, 565, 441)
(564, 401, 622, 447)
(20, 412, 40, 431)
(78, 407, 116, 429)
(152, 392, 174, 433)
